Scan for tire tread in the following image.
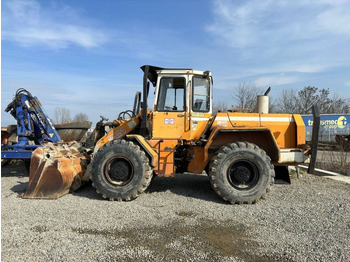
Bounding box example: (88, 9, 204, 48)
(90, 140, 153, 201)
(209, 141, 275, 204)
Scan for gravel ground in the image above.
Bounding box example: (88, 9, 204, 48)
(1, 160, 350, 262)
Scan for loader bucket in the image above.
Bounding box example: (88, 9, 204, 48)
(22, 142, 90, 199)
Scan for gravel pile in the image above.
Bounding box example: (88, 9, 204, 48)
(1, 161, 350, 261)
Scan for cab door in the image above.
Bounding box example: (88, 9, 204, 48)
(152, 76, 187, 139)
(188, 75, 212, 141)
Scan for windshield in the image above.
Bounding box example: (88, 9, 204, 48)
(157, 77, 186, 112)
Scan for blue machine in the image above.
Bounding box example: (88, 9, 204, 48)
(1, 89, 62, 160)
(301, 114, 350, 143)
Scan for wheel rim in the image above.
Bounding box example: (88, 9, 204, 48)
(104, 156, 134, 186)
(227, 160, 259, 190)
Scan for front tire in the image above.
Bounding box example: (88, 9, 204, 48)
(91, 140, 152, 201)
(209, 142, 275, 204)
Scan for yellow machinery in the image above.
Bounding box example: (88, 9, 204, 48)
(26, 65, 319, 204)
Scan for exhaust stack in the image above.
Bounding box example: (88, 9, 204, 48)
(257, 87, 271, 114)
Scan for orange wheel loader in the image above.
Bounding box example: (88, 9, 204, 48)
(26, 65, 319, 204)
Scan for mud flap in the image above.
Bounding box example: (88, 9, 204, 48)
(307, 105, 320, 174)
(22, 142, 90, 199)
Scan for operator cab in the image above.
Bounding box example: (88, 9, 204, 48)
(140, 65, 212, 140)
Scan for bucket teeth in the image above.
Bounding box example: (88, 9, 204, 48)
(22, 142, 90, 199)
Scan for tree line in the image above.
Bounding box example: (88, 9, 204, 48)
(53, 83, 349, 124)
(53, 107, 89, 124)
(214, 83, 350, 115)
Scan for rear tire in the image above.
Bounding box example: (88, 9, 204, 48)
(209, 142, 274, 204)
(91, 140, 153, 201)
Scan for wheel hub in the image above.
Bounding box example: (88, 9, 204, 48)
(105, 157, 134, 186)
(227, 160, 259, 190)
(233, 166, 251, 183)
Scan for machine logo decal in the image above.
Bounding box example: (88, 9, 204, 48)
(337, 116, 347, 129)
(164, 118, 175, 125)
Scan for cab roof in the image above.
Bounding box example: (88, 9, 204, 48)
(141, 65, 211, 87)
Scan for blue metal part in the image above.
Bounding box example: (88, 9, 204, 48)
(1, 150, 32, 159)
(1, 89, 62, 160)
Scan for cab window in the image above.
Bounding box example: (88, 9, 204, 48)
(157, 77, 185, 112)
(192, 76, 210, 112)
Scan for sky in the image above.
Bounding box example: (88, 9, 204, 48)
(2, 0, 350, 126)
